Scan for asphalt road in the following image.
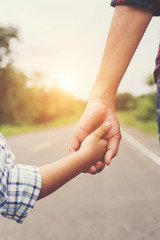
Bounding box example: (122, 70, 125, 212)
(0, 124, 160, 240)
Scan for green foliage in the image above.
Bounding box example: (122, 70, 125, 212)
(0, 25, 156, 136)
(0, 25, 86, 131)
(0, 66, 86, 125)
(1, 114, 82, 136)
(116, 76, 157, 134)
(0, 26, 19, 68)
(115, 92, 137, 111)
(117, 111, 157, 135)
(146, 74, 154, 86)
(0, 66, 30, 124)
(135, 93, 156, 121)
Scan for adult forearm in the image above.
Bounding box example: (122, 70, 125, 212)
(91, 6, 152, 104)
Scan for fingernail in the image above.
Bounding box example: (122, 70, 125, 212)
(105, 121, 110, 126)
(105, 158, 111, 165)
(106, 160, 111, 165)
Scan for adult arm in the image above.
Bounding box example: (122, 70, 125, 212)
(70, 5, 152, 174)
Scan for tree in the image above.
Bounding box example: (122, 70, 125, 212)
(135, 93, 156, 121)
(0, 26, 86, 126)
(115, 93, 137, 111)
(0, 26, 19, 68)
(146, 74, 154, 86)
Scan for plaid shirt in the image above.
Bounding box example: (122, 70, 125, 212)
(157, 70, 160, 141)
(0, 132, 41, 223)
(154, 44, 160, 82)
(155, 46, 160, 141)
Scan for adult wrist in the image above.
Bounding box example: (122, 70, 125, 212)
(89, 87, 116, 111)
(90, 74, 117, 102)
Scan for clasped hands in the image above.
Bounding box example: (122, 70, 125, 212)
(69, 97, 122, 174)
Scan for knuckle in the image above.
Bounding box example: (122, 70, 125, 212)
(117, 133, 122, 141)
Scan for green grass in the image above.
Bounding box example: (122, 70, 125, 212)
(1, 110, 157, 137)
(117, 111, 158, 135)
(0, 114, 81, 136)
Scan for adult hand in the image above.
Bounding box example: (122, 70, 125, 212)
(69, 97, 121, 174)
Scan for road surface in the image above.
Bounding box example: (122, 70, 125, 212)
(0, 124, 160, 240)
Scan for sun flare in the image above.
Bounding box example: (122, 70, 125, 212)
(58, 76, 75, 94)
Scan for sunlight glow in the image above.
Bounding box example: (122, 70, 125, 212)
(58, 76, 76, 94)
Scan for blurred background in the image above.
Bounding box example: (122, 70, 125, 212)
(0, 1, 160, 240)
(0, 0, 159, 135)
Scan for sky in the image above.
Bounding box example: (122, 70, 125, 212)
(0, 0, 160, 100)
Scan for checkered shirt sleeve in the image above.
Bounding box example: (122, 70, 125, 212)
(0, 132, 41, 224)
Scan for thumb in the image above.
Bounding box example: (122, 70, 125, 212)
(93, 121, 111, 139)
(69, 136, 81, 153)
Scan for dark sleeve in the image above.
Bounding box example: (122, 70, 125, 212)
(110, 0, 160, 16)
(154, 43, 160, 83)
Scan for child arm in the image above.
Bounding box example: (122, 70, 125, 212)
(38, 122, 111, 200)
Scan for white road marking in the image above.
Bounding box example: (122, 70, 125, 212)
(122, 130, 160, 166)
(32, 141, 52, 152)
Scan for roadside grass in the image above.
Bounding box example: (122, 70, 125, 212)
(117, 111, 158, 135)
(0, 114, 80, 136)
(1, 110, 158, 137)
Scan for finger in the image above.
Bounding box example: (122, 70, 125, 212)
(93, 121, 111, 139)
(100, 139, 109, 148)
(87, 165, 97, 175)
(95, 161, 105, 172)
(69, 136, 81, 154)
(104, 134, 121, 165)
(69, 126, 89, 154)
(83, 165, 97, 174)
(104, 149, 113, 165)
(83, 161, 105, 174)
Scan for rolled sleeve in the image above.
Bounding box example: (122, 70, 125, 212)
(110, 0, 160, 16)
(0, 133, 41, 224)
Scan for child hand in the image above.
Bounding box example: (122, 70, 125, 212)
(79, 121, 111, 168)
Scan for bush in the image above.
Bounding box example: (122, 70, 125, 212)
(115, 93, 137, 111)
(135, 93, 157, 121)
